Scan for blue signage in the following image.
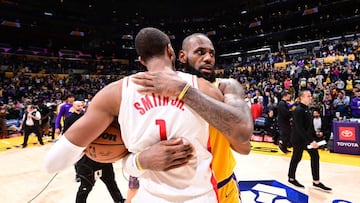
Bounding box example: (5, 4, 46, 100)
(239, 180, 308, 202)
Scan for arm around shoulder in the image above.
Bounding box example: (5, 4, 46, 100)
(217, 78, 253, 153)
(183, 78, 253, 146)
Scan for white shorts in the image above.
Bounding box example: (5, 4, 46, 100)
(132, 186, 218, 203)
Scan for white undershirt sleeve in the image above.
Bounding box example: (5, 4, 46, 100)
(44, 135, 85, 173)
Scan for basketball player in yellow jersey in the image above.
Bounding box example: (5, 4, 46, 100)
(132, 33, 253, 202)
(179, 34, 252, 202)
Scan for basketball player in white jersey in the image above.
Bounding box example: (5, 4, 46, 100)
(44, 27, 232, 202)
(129, 33, 253, 203)
(119, 27, 232, 202)
(120, 73, 221, 202)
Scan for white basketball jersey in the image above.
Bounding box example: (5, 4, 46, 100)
(119, 71, 217, 202)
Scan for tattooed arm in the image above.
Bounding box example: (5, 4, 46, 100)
(217, 78, 252, 154)
(132, 72, 252, 145)
(185, 77, 253, 151)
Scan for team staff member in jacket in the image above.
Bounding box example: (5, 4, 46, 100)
(277, 91, 292, 153)
(287, 89, 332, 191)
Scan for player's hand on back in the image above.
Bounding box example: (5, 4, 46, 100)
(138, 137, 194, 171)
(132, 72, 187, 98)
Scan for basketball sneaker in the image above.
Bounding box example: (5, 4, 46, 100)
(288, 179, 305, 188)
(313, 182, 332, 192)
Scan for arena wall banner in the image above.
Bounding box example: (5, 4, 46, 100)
(333, 120, 360, 155)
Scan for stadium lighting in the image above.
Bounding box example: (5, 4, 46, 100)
(44, 12, 53, 16)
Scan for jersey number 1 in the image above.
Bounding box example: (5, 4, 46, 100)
(156, 119, 167, 141)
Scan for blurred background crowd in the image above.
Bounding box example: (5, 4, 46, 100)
(1, 0, 360, 140)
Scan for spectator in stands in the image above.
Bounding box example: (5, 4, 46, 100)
(315, 73, 324, 87)
(263, 90, 271, 112)
(312, 87, 323, 102)
(312, 109, 330, 148)
(335, 78, 345, 90)
(325, 73, 332, 85)
(0, 105, 8, 139)
(333, 90, 350, 118)
(0, 87, 3, 101)
(251, 98, 263, 121)
(267, 97, 278, 114)
(244, 92, 252, 108)
(332, 66, 340, 82)
(350, 89, 360, 118)
(284, 77, 292, 90)
(345, 75, 353, 95)
(6, 103, 20, 120)
(309, 96, 322, 112)
(252, 90, 264, 106)
(84, 93, 94, 111)
(273, 84, 283, 101)
(330, 87, 338, 100)
(264, 108, 279, 144)
(321, 92, 334, 130)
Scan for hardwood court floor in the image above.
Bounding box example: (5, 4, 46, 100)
(0, 136, 359, 203)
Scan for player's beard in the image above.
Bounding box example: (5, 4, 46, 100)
(185, 63, 216, 83)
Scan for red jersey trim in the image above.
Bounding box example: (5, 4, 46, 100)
(126, 76, 130, 87)
(208, 136, 219, 202)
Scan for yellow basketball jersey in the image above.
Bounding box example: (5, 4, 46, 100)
(209, 125, 235, 183)
(210, 79, 240, 203)
(209, 125, 239, 203)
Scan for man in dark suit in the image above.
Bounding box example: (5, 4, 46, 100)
(287, 89, 332, 191)
(277, 91, 292, 153)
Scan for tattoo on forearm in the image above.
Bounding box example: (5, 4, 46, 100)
(184, 88, 243, 137)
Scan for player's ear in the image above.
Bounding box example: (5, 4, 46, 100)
(166, 44, 174, 57)
(166, 44, 176, 63)
(138, 56, 146, 66)
(178, 50, 187, 63)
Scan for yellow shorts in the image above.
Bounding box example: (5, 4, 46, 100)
(217, 174, 241, 203)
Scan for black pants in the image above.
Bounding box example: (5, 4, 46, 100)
(49, 122, 56, 139)
(75, 155, 124, 203)
(22, 125, 43, 146)
(279, 125, 292, 148)
(288, 144, 320, 181)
